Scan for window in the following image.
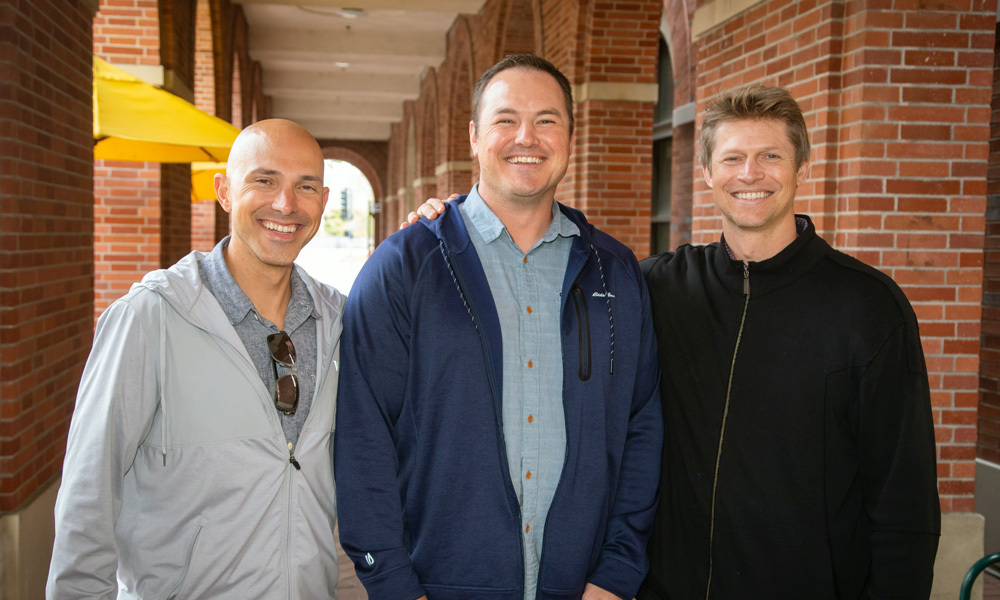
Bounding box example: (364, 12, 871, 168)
(652, 38, 674, 254)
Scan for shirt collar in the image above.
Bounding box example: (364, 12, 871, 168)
(198, 236, 318, 327)
(462, 184, 580, 248)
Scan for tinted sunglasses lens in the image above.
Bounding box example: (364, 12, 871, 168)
(275, 374, 298, 414)
(267, 332, 296, 366)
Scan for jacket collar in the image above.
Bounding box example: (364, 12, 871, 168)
(714, 214, 829, 298)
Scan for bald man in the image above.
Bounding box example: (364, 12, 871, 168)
(47, 119, 345, 599)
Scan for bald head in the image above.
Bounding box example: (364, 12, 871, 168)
(215, 118, 330, 278)
(226, 118, 325, 185)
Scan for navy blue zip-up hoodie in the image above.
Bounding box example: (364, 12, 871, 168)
(334, 195, 663, 600)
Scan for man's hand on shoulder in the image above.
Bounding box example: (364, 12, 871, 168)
(582, 583, 624, 600)
(399, 194, 459, 229)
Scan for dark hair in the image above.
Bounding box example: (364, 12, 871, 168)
(699, 84, 810, 172)
(472, 54, 575, 134)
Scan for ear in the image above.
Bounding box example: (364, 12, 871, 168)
(322, 186, 331, 210)
(469, 120, 479, 157)
(215, 172, 233, 213)
(701, 164, 714, 189)
(796, 160, 810, 186)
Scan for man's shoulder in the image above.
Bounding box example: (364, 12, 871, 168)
(819, 243, 913, 311)
(640, 243, 716, 279)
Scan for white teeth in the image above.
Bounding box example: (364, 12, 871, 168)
(733, 191, 770, 200)
(263, 221, 297, 233)
(508, 156, 542, 164)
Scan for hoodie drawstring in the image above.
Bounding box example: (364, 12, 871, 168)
(591, 244, 614, 375)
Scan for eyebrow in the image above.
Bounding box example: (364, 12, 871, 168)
(492, 107, 564, 119)
(245, 168, 323, 183)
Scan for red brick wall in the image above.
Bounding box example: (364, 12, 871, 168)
(980, 22, 1000, 466)
(692, 0, 995, 512)
(92, 0, 159, 65)
(191, 200, 217, 252)
(0, 0, 95, 511)
(194, 0, 214, 114)
(94, 1, 162, 317)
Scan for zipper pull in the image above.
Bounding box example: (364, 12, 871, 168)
(743, 261, 750, 296)
(288, 442, 301, 470)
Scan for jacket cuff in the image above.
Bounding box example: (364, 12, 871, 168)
(588, 556, 646, 600)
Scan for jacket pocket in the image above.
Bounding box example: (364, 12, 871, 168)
(165, 518, 206, 599)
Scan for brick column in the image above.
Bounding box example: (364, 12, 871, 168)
(93, 0, 165, 317)
(191, 0, 226, 251)
(982, 23, 1000, 468)
(0, 0, 95, 595)
(834, 5, 993, 514)
(560, 0, 662, 258)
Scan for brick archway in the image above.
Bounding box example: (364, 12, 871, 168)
(437, 16, 477, 194)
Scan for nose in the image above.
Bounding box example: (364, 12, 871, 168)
(739, 158, 762, 182)
(272, 184, 296, 214)
(515, 121, 537, 147)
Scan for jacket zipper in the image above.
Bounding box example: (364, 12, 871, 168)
(571, 285, 592, 381)
(288, 442, 301, 470)
(705, 261, 751, 600)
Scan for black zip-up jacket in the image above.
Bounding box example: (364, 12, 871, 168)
(637, 215, 940, 599)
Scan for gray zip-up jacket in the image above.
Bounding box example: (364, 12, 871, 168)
(46, 252, 344, 599)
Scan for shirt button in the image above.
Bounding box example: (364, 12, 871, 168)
(526, 471, 532, 479)
(526, 306, 532, 314)
(527, 415, 534, 423)
(527, 360, 533, 368)
(525, 524, 530, 532)
(523, 256, 528, 264)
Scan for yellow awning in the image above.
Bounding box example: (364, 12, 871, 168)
(191, 162, 227, 202)
(93, 56, 240, 163)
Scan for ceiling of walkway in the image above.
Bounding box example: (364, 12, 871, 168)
(236, 0, 486, 141)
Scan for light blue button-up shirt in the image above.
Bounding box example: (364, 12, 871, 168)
(459, 185, 579, 600)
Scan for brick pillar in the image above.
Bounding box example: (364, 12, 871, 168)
(562, 0, 662, 258)
(93, 0, 198, 319)
(834, 4, 993, 514)
(0, 0, 95, 595)
(192, 200, 218, 252)
(93, 0, 164, 318)
(0, 0, 94, 512)
(982, 22, 1000, 467)
(93, 162, 161, 319)
(190, 0, 225, 251)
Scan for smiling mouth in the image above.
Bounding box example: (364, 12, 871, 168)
(262, 220, 299, 234)
(507, 156, 543, 164)
(732, 191, 771, 200)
